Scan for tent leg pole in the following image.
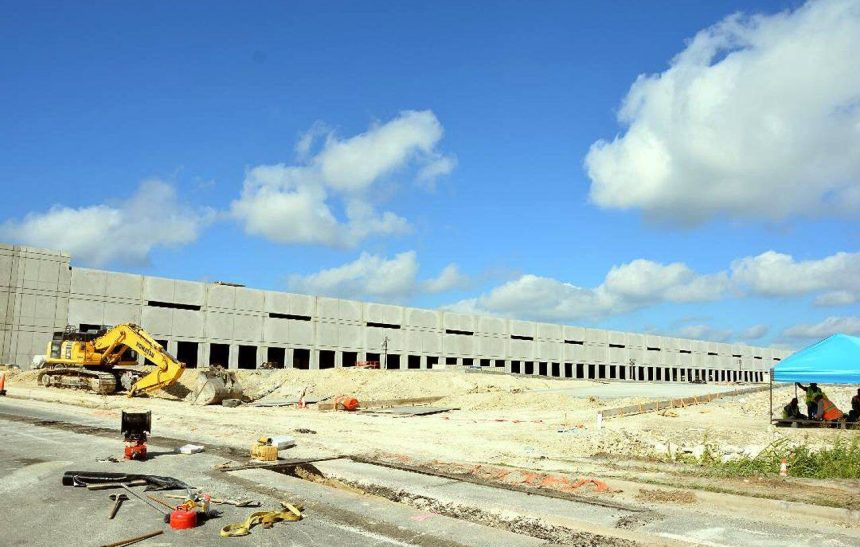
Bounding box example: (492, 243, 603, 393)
(769, 368, 773, 423)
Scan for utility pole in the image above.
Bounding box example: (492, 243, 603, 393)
(382, 336, 389, 370)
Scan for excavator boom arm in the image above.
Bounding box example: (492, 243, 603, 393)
(93, 323, 185, 397)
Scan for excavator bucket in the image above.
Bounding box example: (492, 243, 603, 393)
(190, 367, 243, 405)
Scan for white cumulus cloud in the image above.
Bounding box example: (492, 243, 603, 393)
(287, 251, 466, 302)
(0, 180, 211, 266)
(449, 259, 728, 322)
(232, 110, 454, 247)
(781, 316, 860, 341)
(731, 250, 860, 304)
(585, 0, 860, 223)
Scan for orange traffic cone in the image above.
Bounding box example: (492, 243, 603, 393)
(0, 372, 6, 396)
(779, 458, 788, 477)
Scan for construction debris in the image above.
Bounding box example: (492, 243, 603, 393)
(62, 471, 192, 491)
(219, 501, 304, 537)
(190, 367, 243, 406)
(98, 529, 163, 547)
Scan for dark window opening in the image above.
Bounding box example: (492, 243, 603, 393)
(598, 364, 606, 379)
(511, 335, 533, 341)
(609, 343, 625, 349)
(753, 356, 762, 360)
(79, 323, 104, 333)
(269, 312, 311, 321)
(480, 359, 491, 367)
(445, 329, 474, 336)
(238, 345, 257, 369)
(773, 357, 781, 362)
(147, 301, 200, 311)
(367, 322, 401, 330)
(387, 354, 401, 369)
(637, 367, 645, 381)
(408, 355, 421, 369)
(619, 366, 627, 380)
(427, 356, 439, 369)
(176, 341, 198, 368)
(708, 352, 718, 356)
(647, 347, 661, 352)
(576, 363, 584, 378)
(524, 361, 534, 375)
(538, 362, 547, 376)
(294, 348, 310, 370)
(494, 359, 505, 368)
(343, 352, 357, 368)
(588, 364, 596, 379)
(564, 363, 573, 378)
(564, 340, 584, 345)
(732, 354, 742, 358)
(551, 362, 560, 377)
(511, 361, 521, 374)
(267, 347, 285, 368)
(679, 349, 692, 354)
(446, 357, 458, 365)
(209, 343, 229, 368)
(319, 350, 335, 369)
(366, 352, 381, 366)
(463, 358, 473, 367)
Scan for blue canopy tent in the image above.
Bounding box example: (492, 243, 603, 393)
(773, 334, 860, 384)
(770, 334, 860, 424)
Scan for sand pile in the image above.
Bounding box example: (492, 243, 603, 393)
(226, 368, 565, 402)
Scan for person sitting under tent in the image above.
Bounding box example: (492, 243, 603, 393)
(782, 397, 806, 420)
(796, 382, 824, 417)
(849, 388, 860, 422)
(813, 393, 844, 422)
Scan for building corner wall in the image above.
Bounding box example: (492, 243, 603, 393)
(0, 244, 71, 367)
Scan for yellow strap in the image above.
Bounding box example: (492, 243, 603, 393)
(219, 502, 303, 538)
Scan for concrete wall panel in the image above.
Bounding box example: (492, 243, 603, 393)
(234, 288, 264, 311)
(477, 337, 505, 358)
(174, 280, 205, 306)
(205, 312, 234, 340)
(207, 285, 236, 309)
(172, 310, 204, 338)
(510, 320, 534, 338)
(563, 325, 586, 343)
(289, 294, 315, 317)
(103, 303, 141, 326)
(141, 307, 172, 336)
(537, 323, 561, 341)
(365, 303, 402, 325)
(406, 309, 439, 329)
(69, 299, 104, 326)
(537, 340, 560, 360)
(105, 272, 142, 300)
(71, 268, 107, 296)
(286, 320, 314, 345)
(478, 316, 507, 336)
(143, 277, 174, 302)
(443, 312, 474, 332)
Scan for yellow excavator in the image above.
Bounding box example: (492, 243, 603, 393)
(36, 323, 186, 396)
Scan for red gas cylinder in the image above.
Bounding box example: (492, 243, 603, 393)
(169, 509, 198, 529)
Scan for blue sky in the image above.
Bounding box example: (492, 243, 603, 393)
(2, 0, 858, 348)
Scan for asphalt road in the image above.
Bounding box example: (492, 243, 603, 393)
(0, 399, 541, 547)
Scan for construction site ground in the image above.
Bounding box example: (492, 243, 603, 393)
(2, 367, 859, 546)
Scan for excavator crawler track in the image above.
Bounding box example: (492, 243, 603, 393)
(37, 366, 117, 395)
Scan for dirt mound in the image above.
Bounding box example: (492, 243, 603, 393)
(241, 368, 563, 402)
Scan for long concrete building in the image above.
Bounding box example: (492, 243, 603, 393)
(1, 243, 789, 382)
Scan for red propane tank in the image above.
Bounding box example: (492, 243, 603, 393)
(170, 509, 198, 530)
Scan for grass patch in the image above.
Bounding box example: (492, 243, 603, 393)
(698, 437, 860, 479)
